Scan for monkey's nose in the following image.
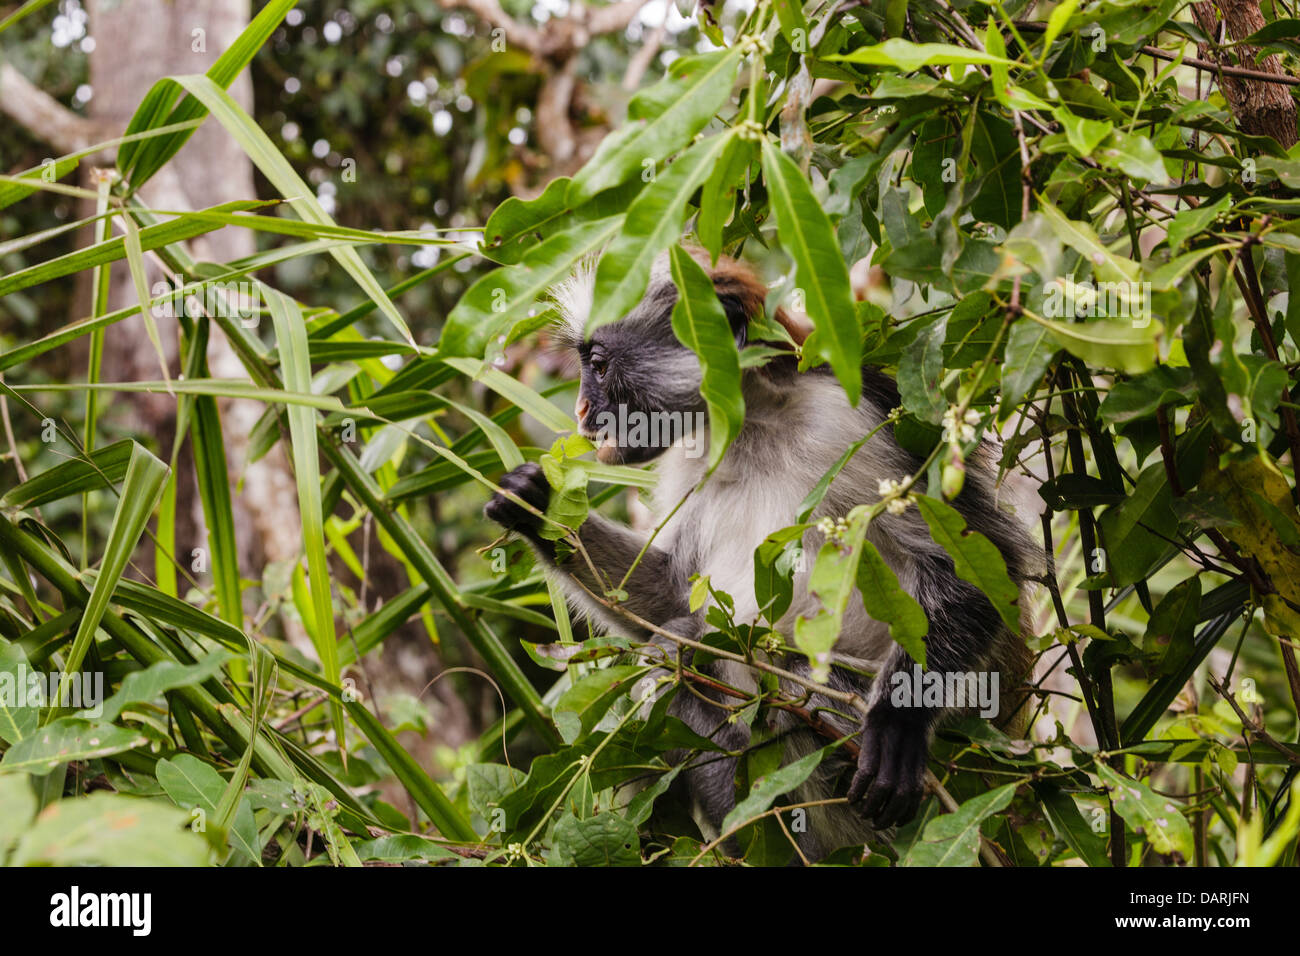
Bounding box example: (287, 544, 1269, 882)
(575, 395, 590, 425)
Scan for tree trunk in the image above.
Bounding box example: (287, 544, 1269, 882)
(86, 0, 309, 649)
(1192, 0, 1298, 149)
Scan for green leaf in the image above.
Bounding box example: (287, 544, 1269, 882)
(1143, 576, 1201, 675)
(1096, 129, 1167, 184)
(797, 512, 873, 681)
(720, 742, 837, 835)
(1038, 200, 1139, 283)
(0, 643, 38, 746)
(698, 135, 754, 263)
(156, 753, 260, 863)
(587, 132, 736, 332)
(0, 773, 36, 860)
(566, 47, 743, 205)
(667, 245, 745, 469)
(0, 718, 147, 774)
(1041, 0, 1082, 52)
(353, 834, 458, 862)
(830, 39, 1017, 72)
(1095, 763, 1193, 858)
(440, 216, 622, 357)
(857, 540, 929, 666)
(1165, 196, 1231, 252)
(1034, 783, 1111, 866)
(552, 665, 650, 737)
(62, 443, 169, 682)
(915, 496, 1020, 633)
(539, 450, 591, 542)
(11, 792, 210, 866)
(1, 439, 133, 508)
(551, 811, 641, 866)
(901, 783, 1016, 866)
(90, 651, 234, 723)
(1029, 313, 1158, 375)
(1052, 107, 1112, 158)
(0, 199, 268, 299)
(172, 74, 415, 346)
(1098, 462, 1178, 587)
(761, 139, 862, 404)
(999, 318, 1058, 416)
(265, 288, 345, 749)
(1098, 365, 1196, 425)
(118, 0, 297, 185)
(898, 314, 948, 424)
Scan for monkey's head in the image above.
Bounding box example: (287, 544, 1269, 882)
(552, 252, 801, 465)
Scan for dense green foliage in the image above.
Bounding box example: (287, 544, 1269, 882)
(2, 0, 1300, 866)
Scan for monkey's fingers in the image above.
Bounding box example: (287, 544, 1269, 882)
(484, 462, 551, 531)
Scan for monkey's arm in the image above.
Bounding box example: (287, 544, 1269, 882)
(484, 463, 691, 631)
(847, 551, 1008, 828)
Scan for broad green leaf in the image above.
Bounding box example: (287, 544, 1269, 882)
(551, 811, 641, 866)
(830, 39, 1017, 72)
(553, 665, 650, 737)
(1029, 312, 1158, 375)
(667, 245, 745, 469)
(440, 216, 623, 358)
(0, 774, 36, 860)
(156, 753, 260, 864)
(999, 318, 1058, 417)
(898, 314, 947, 423)
(1098, 462, 1177, 586)
(901, 782, 1016, 866)
(11, 792, 210, 866)
(698, 135, 755, 263)
(1095, 763, 1193, 858)
(566, 47, 743, 205)
(1097, 129, 1167, 184)
(1038, 200, 1139, 283)
(1034, 784, 1110, 867)
(0, 718, 147, 774)
(1098, 365, 1196, 425)
(0, 643, 38, 745)
(539, 450, 591, 542)
(587, 132, 736, 332)
(720, 742, 837, 835)
(87, 651, 234, 723)
(915, 496, 1020, 634)
(857, 540, 928, 666)
(1052, 107, 1112, 158)
(796, 511, 872, 680)
(353, 835, 458, 862)
(761, 139, 862, 404)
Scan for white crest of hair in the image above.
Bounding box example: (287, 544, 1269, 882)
(551, 259, 597, 341)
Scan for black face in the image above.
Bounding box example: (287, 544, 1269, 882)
(573, 282, 707, 465)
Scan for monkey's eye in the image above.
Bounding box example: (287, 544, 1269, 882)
(591, 357, 608, 380)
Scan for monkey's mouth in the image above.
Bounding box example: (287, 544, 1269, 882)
(578, 426, 666, 466)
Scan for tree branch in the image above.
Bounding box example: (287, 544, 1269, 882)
(0, 63, 113, 157)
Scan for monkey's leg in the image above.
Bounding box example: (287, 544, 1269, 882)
(484, 462, 690, 630)
(848, 553, 1008, 828)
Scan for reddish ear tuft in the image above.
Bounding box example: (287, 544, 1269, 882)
(708, 256, 811, 345)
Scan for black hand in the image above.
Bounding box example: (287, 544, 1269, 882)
(848, 703, 930, 829)
(484, 462, 551, 535)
